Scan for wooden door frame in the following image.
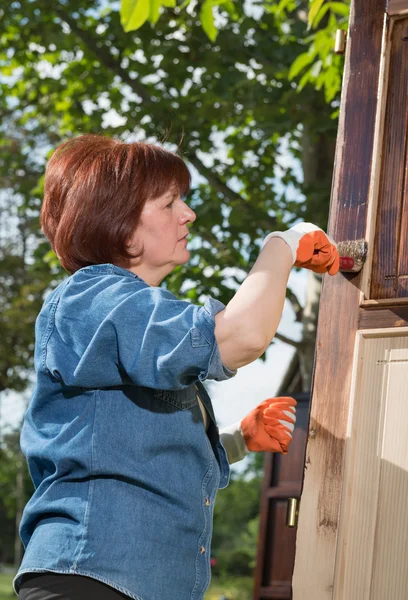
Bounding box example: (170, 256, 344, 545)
(292, 1, 391, 597)
(253, 392, 310, 600)
(388, 0, 408, 16)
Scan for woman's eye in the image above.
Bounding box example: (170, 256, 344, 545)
(166, 201, 174, 208)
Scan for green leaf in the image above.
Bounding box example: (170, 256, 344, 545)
(1, 65, 18, 76)
(200, 0, 218, 42)
(44, 250, 56, 262)
(214, 0, 237, 17)
(297, 68, 312, 92)
(310, 58, 322, 78)
(120, 0, 150, 32)
(326, 2, 350, 16)
(149, 0, 161, 23)
(288, 51, 315, 80)
(312, 4, 330, 29)
(308, 0, 325, 29)
(276, 0, 295, 14)
(161, 0, 176, 6)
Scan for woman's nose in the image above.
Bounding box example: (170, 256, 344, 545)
(180, 203, 196, 223)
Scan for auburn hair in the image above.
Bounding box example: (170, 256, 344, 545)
(41, 134, 191, 274)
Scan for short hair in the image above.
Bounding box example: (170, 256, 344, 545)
(41, 134, 191, 274)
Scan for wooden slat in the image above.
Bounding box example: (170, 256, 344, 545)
(333, 334, 388, 597)
(359, 305, 408, 329)
(292, 1, 388, 598)
(359, 15, 393, 301)
(397, 114, 408, 286)
(361, 297, 408, 306)
(370, 345, 408, 598)
(333, 332, 408, 597)
(371, 18, 408, 298)
(388, 0, 408, 15)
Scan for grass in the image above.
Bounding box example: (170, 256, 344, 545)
(0, 573, 15, 600)
(205, 575, 254, 599)
(0, 571, 253, 600)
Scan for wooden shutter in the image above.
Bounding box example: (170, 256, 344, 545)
(293, 1, 408, 598)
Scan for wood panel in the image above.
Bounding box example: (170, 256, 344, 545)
(333, 331, 408, 598)
(253, 393, 309, 600)
(359, 305, 408, 329)
(292, 1, 388, 598)
(362, 297, 408, 306)
(388, 0, 408, 16)
(371, 17, 408, 299)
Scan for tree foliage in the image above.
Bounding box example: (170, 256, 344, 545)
(120, 0, 350, 101)
(212, 461, 263, 577)
(1, 0, 338, 392)
(288, 0, 350, 103)
(0, 429, 33, 564)
(0, 0, 345, 570)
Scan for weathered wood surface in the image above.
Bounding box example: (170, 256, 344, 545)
(388, 0, 408, 16)
(371, 18, 408, 299)
(362, 297, 408, 306)
(292, 1, 388, 597)
(359, 306, 408, 329)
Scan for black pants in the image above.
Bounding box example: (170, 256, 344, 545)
(19, 573, 132, 600)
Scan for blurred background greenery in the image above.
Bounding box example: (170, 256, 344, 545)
(0, 0, 349, 597)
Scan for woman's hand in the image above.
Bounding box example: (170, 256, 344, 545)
(241, 397, 297, 455)
(262, 222, 339, 276)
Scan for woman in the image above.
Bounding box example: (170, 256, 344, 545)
(14, 134, 339, 600)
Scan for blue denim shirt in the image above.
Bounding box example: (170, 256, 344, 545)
(13, 264, 237, 600)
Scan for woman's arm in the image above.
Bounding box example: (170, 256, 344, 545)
(215, 223, 339, 371)
(214, 237, 293, 371)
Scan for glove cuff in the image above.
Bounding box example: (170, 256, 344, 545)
(262, 232, 297, 264)
(219, 421, 250, 464)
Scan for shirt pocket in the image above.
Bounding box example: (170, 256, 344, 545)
(153, 386, 197, 410)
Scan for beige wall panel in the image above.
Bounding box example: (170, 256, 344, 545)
(333, 332, 408, 599)
(370, 353, 408, 599)
(292, 1, 389, 595)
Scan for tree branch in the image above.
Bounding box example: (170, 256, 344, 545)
(286, 288, 303, 322)
(273, 332, 300, 348)
(187, 154, 276, 230)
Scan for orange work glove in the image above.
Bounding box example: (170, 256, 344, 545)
(241, 397, 297, 455)
(262, 222, 339, 276)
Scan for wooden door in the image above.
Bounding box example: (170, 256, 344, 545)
(293, 1, 408, 599)
(253, 392, 310, 600)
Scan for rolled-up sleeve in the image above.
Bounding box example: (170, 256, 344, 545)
(105, 288, 237, 389)
(108, 287, 237, 390)
(45, 275, 238, 390)
(194, 296, 238, 383)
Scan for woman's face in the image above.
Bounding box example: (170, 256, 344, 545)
(124, 187, 197, 286)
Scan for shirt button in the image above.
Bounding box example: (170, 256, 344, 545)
(205, 498, 211, 506)
(200, 546, 206, 554)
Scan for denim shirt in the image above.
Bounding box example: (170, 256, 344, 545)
(13, 264, 237, 600)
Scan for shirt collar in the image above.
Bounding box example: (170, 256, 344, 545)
(78, 263, 142, 280)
